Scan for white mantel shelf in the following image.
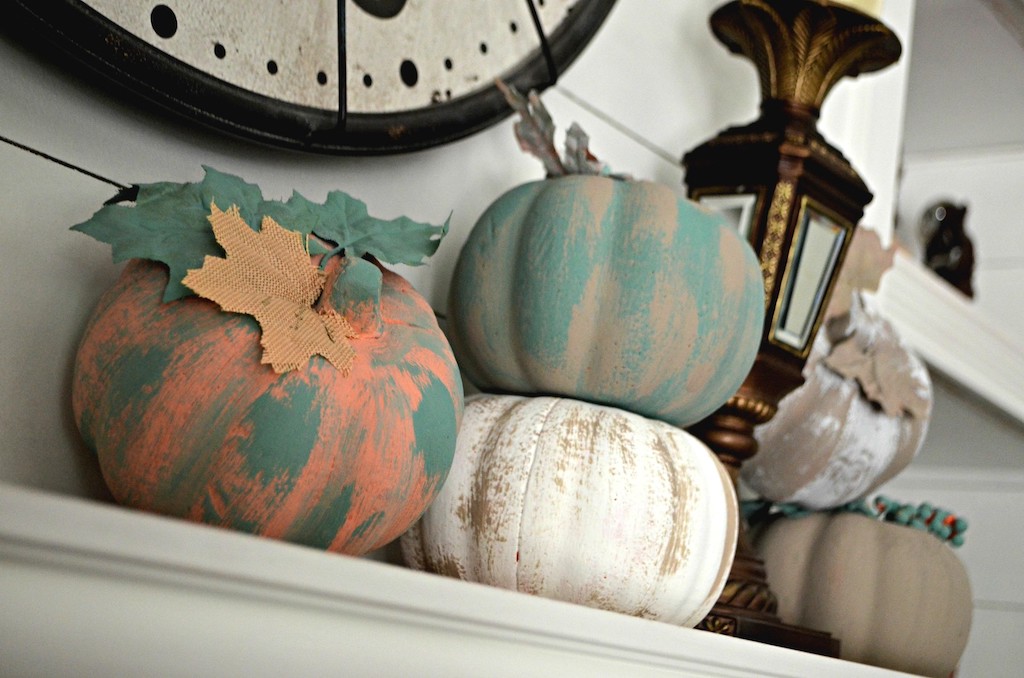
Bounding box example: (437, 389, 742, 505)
(876, 250, 1024, 425)
(0, 483, 918, 678)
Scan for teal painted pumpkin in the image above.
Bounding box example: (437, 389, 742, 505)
(72, 258, 463, 556)
(448, 175, 764, 427)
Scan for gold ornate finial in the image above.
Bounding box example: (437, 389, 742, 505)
(711, 0, 901, 111)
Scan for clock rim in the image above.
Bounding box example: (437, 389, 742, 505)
(5, 0, 618, 155)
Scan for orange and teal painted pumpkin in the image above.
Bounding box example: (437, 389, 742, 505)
(73, 257, 462, 556)
(447, 175, 764, 428)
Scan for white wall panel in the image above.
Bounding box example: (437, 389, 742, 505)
(880, 468, 1024, 607)
(0, 144, 116, 500)
(902, 0, 1024, 154)
(559, 0, 915, 242)
(556, 0, 760, 161)
(898, 149, 1024, 342)
(879, 466, 1024, 678)
(957, 607, 1024, 678)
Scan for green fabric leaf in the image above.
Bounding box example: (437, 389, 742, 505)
(311, 194, 450, 266)
(72, 166, 265, 301)
(250, 188, 448, 264)
(72, 166, 448, 302)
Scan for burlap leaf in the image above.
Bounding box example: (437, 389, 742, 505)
(823, 296, 931, 419)
(182, 203, 356, 374)
(73, 166, 449, 301)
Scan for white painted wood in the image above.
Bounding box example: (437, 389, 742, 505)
(902, 0, 1024, 154)
(957, 606, 1024, 678)
(897, 146, 1024, 341)
(980, 0, 1024, 50)
(556, 0, 761, 162)
(912, 372, 1024, 470)
(0, 482, 920, 678)
(880, 467, 1024, 608)
(975, 267, 1024, 343)
(557, 0, 916, 244)
(874, 251, 1024, 425)
(818, 0, 916, 244)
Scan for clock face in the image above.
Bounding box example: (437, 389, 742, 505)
(8, 0, 616, 154)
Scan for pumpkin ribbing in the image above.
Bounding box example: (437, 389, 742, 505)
(73, 258, 462, 555)
(448, 175, 764, 428)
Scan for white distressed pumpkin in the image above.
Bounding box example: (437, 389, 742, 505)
(401, 394, 738, 627)
(743, 293, 932, 509)
(754, 512, 972, 677)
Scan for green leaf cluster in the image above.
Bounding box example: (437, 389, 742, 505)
(73, 166, 450, 301)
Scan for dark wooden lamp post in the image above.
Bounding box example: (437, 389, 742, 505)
(682, 0, 901, 654)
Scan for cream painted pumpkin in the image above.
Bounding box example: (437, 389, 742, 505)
(401, 394, 738, 627)
(755, 512, 972, 677)
(743, 294, 932, 509)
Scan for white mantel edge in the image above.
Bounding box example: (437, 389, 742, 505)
(0, 483, 916, 678)
(875, 250, 1024, 425)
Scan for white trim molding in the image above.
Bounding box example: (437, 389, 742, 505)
(0, 483, 918, 678)
(980, 0, 1024, 51)
(875, 251, 1024, 425)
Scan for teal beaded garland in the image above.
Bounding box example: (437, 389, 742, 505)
(874, 495, 968, 547)
(744, 495, 968, 548)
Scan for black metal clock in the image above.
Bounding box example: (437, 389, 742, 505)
(5, 0, 617, 154)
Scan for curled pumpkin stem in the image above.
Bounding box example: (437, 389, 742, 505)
(315, 251, 345, 314)
(318, 242, 346, 271)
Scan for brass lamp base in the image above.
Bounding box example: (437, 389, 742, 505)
(689, 390, 839, 657)
(698, 606, 839, 657)
(683, 0, 902, 658)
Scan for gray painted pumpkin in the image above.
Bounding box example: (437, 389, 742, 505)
(744, 294, 932, 509)
(755, 512, 972, 677)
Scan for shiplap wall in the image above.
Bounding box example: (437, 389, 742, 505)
(898, 0, 1024, 344)
(889, 5, 1024, 673)
(3, 1, 1021, 676)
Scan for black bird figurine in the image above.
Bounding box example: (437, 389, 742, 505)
(920, 200, 975, 298)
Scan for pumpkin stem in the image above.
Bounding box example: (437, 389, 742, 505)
(318, 243, 346, 270)
(316, 254, 385, 337)
(315, 253, 345, 315)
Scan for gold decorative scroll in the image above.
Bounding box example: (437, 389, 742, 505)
(760, 181, 795, 305)
(710, 0, 901, 110)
